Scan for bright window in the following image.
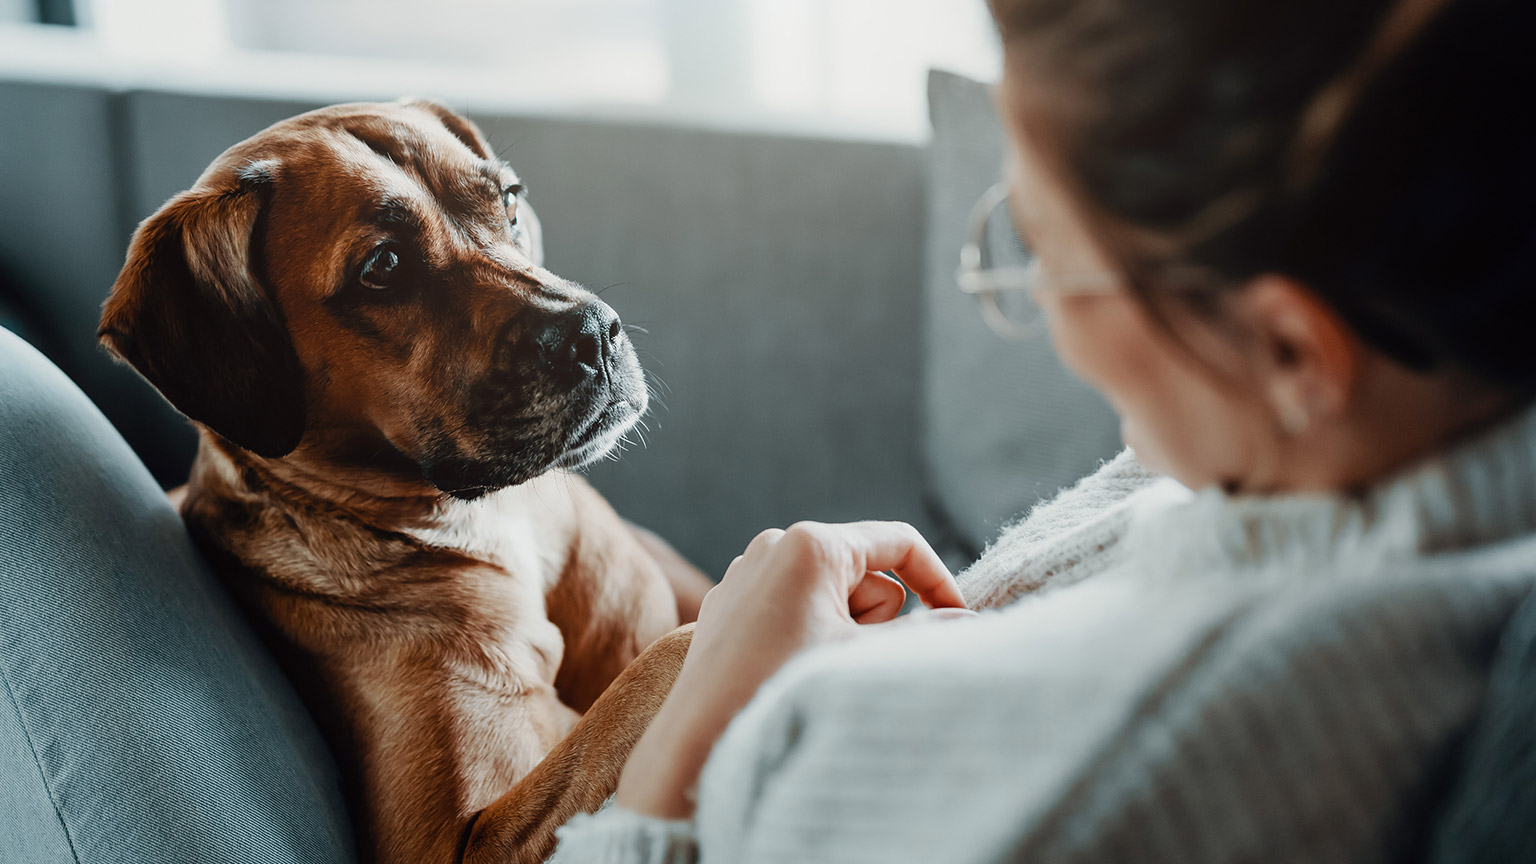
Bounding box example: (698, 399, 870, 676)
(68, 0, 1000, 137)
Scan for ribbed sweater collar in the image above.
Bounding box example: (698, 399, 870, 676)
(1126, 403, 1536, 582)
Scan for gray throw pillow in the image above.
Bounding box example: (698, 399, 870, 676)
(922, 70, 1123, 554)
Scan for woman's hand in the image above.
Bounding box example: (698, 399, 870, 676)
(614, 521, 967, 820)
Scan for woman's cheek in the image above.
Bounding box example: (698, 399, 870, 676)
(1044, 293, 1156, 404)
(1043, 292, 1237, 488)
(1113, 353, 1267, 490)
(1040, 293, 1102, 382)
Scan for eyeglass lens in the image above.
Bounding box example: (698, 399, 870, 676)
(980, 197, 1047, 332)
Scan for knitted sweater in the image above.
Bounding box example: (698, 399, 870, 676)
(550, 408, 1536, 864)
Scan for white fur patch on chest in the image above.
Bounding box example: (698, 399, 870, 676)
(403, 486, 578, 688)
(404, 486, 569, 592)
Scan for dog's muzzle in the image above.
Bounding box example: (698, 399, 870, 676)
(540, 300, 647, 470)
(422, 298, 647, 498)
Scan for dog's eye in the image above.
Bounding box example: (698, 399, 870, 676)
(360, 246, 402, 290)
(501, 183, 523, 209)
(502, 184, 523, 232)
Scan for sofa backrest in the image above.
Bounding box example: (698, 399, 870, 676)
(0, 80, 195, 486)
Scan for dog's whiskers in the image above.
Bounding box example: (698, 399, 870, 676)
(493, 132, 525, 162)
(641, 377, 671, 418)
(643, 368, 673, 398)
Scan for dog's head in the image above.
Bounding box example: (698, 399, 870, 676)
(100, 100, 646, 498)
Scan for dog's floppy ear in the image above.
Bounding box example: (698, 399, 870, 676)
(99, 164, 306, 459)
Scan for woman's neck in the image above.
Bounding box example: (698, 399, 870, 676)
(1276, 362, 1523, 495)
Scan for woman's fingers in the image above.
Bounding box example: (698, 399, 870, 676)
(746, 527, 786, 555)
(849, 571, 907, 624)
(834, 521, 966, 611)
(717, 520, 963, 619)
(719, 528, 785, 584)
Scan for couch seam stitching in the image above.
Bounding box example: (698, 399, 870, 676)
(0, 652, 84, 864)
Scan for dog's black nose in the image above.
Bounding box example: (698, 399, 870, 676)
(537, 302, 622, 377)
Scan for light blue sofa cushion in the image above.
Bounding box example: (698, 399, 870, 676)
(0, 327, 354, 863)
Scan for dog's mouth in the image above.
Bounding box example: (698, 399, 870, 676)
(551, 398, 643, 471)
(421, 399, 640, 500)
(421, 343, 649, 500)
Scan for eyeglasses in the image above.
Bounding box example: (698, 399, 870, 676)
(955, 182, 1118, 339)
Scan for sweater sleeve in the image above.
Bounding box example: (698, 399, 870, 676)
(957, 447, 1175, 610)
(548, 807, 698, 864)
(686, 571, 1527, 864)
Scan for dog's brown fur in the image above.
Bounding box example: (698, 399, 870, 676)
(99, 101, 699, 864)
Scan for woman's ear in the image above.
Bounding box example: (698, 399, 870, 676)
(98, 164, 307, 459)
(1237, 275, 1361, 436)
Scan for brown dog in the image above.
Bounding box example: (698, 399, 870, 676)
(98, 100, 705, 864)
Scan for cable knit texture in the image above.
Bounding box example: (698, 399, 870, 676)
(956, 448, 1182, 609)
(550, 408, 1536, 864)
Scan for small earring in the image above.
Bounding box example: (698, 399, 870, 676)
(1278, 394, 1311, 436)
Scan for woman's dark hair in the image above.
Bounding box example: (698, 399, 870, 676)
(990, 0, 1536, 389)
